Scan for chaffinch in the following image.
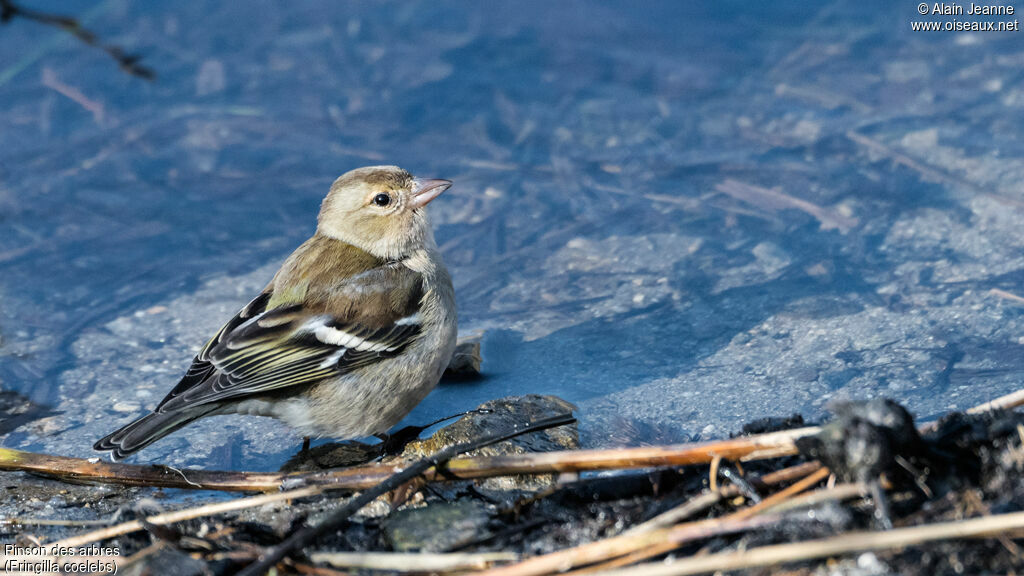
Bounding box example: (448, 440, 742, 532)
(95, 166, 457, 460)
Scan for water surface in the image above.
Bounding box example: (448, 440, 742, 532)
(1, 0, 1022, 469)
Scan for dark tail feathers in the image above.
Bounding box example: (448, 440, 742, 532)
(93, 408, 214, 460)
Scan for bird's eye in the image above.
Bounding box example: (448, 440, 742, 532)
(372, 193, 391, 207)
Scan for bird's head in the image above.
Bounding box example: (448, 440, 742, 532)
(317, 166, 451, 260)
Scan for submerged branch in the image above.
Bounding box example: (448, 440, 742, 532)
(0, 0, 154, 79)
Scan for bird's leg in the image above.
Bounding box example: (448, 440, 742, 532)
(301, 436, 311, 453)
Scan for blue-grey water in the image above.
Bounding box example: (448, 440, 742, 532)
(1, 0, 1023, 471)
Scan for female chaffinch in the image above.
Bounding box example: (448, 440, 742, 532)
(95, 166, 457, 460)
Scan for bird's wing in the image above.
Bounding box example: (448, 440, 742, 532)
(154, 265, 424, 412)
(155, 290, 273, 410)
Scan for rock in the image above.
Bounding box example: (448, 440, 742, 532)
(385, 500, 491, 552)
(195, 59, 226, 96)
(119, 548, 209, 576)
(0, 390, 53, 436)
(443, 332, 484, 379)
(279, 394, 578, 482)
(394, 394, 578, 491)
(279, 441, 378, 473)
(796, 399, 924, 485)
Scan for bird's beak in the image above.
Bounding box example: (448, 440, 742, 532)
(410, 178, 452, 209)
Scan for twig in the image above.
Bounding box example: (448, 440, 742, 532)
(625, 462, 824, 535)
(289, 560, 351, 576)
(708, 455, 721, 492)
(0, 0, 154, 79)
(729, 467, 831, 521)
(0, 447, 294, 491)
(480, 515, 781, 576)
(41, 67, 103, 123)
(967, 388, 1024, 415)
(309, 551, 517, 572)
(599, 511, 1024, 576)
(50, 486, 324, 548)
(762, 482, 866, 515)
(714, 179, 858, 233)
(846, 131, 1024, 209)
(235, 413, 576, 576)
(989, 288, 1024, 305)
(718, 466, 760, 503)
(0, 516, 113, 527)
(623, 492, 722, 537)
(306, 425, 819, 489)
(917, 387, 1024, 434)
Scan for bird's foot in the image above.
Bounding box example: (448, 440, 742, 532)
(374, 427, 422, 456)
(374, 409, 496, 457)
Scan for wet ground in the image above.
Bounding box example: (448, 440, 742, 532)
(0, 1, 1023, 471)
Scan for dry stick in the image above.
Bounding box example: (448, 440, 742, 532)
(600, 510, 1024, 576)
(309, 551, 518, 572)
(624, 462, 823, 535)
(325, 425, 817, 485)
(729, 467, 831, 521)
(1, 516, 113, 527)
(623, 492, 722, 537)
(235, 413, 576, 576)
(707, 455, 721, 492)
(762, 482, 866, 515)
(482, 514, 782, 576)
(505, 477, 865, 576)
(496, 395, 1000, 576)
(50, 486, 324, 548)
(916, 387, 1024, 434)
(967, 388, 1024, 415)
(289, 561, 349, 576)
(989, 288, 1024, 305)
(0, 447, 291, 491)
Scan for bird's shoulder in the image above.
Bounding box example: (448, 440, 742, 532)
(269, 234, 424, 329)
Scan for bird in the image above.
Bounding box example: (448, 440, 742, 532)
(94, 166, 458, 460)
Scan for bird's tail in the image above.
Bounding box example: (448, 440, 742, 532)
(93, 408, 215, 460)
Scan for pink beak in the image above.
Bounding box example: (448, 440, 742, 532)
(410, 178, 452, 209)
